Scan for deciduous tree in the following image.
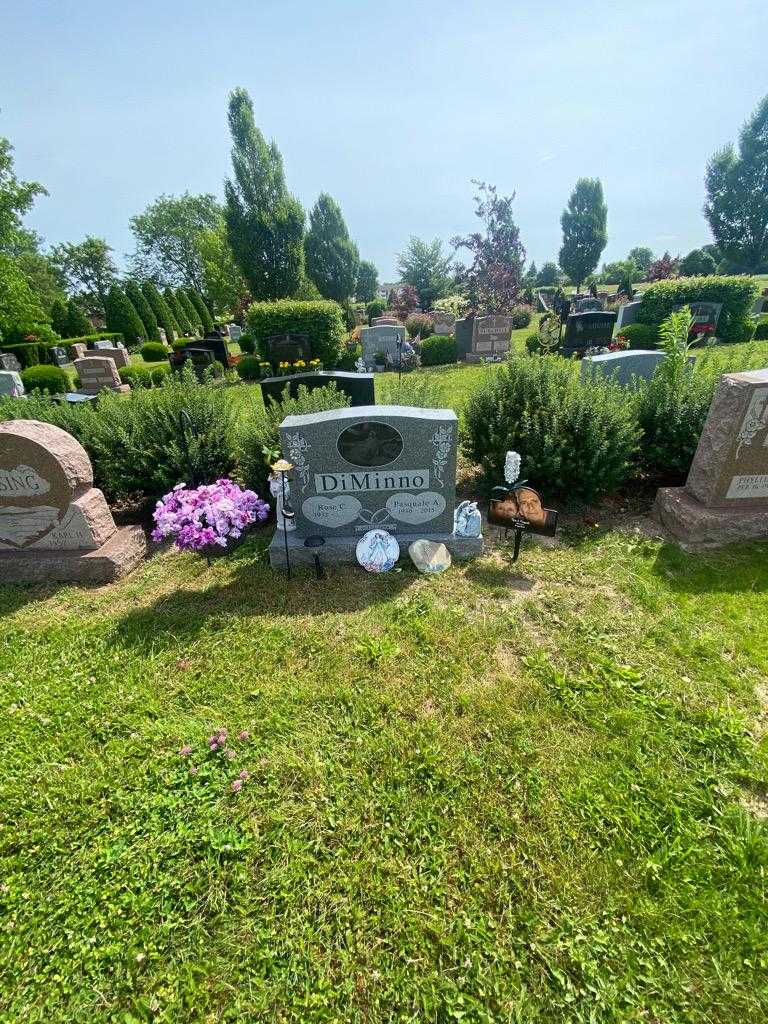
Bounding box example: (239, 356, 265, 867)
(129, 193, 221, 290)
(355, 260, 379, 302)
(558, 178, 608, 293)
(49, 236, 117, 310)
(396, 237, 453, 310)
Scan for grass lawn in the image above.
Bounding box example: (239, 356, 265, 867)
(2, 354, 768, 1023)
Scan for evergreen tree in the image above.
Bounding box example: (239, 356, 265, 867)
(177, 288, 202, 334)
(704, 94, 768, 272)
(396, 237, 452, 309)
(64, 297, 92, 338)
(104, 284, 146, 344)
(305, 192, 359, 302)
(164, 287, 191, 334)
(50, 298, 68, 336)
(224, 87, 305, 299)
(125, 279, 160, 340)
(558, 178, 608, 292)
(187, 289, 215, 334)
(355, 260, 378, 302)
(141, 280, 178, 341)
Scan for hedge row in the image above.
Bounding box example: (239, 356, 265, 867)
(246, 300, 346, 367)
(637, 276, 758, 343)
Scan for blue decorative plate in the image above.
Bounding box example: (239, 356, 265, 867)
(356, 529, 400, 573)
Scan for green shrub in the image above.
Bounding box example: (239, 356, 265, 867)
(119, 363, 172, 388)
(236, 384, 350, 498)
(420, 334, 456, 366)
(235, 355, 264, 381)
(637, 275, 759, 343)
(50, 298, 68, 336)
(84, 364, 236, 505)
(20, 364, 70, 395)
(464, 354, 640, 503)
(239, 332, 256, 354)
(246, 300, 346, 368)
(104, 285, 146, 345)
(139, 341, 169, 362)
(66, 332, 123, 346)
(2, 323, 60, 347)
(615, 322, 660, 349)
(188, 290, 215, 334)
(365, 298, 387, 323)
(0, 392, 98, 449)
(754, 319, 768, 340)
(636, 307, 762, 480)
(125, 280, 160, 341)
(177, 289, 202, 334)
(510, 305, 532, 329)
(405, 313, 434, 339)
(377, 373, 444, 409)
(64, 298, 92, 339)
(525, 333, 542, 355)
(142, 281, 178, 341)
(1, 341, 47, 368)
(165, 288, 191, 334)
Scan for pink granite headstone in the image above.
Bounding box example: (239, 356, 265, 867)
(69, 343, 87, 361)
(74, 356, 129, 395)
(0, 420, 146, 582)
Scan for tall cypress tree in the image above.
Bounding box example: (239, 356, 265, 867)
(125, 280, 160, 340)
(224, 87, 305, 299)
(305, 193, 360, 302)
(164, 287, 191, 334)
(104, 284, 146, 344)
(64, 297, 92, 338)
(187, 289, 215, 334)
(558, 178, 608, 292)
(141, 280, 178, 341)
(177, 288, 202, 334)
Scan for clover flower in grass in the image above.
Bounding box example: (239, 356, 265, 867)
(504, 450, 521, 485)
(231, 779, 243, 793)
(179, 744, 193, 756)
(239, 770, 250, 781)
(238, 730, 250, 741)
(151, 479, 269, 556)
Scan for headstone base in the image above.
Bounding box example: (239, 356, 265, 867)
(653, 487, 768, 551)
(269, 528, 483, 570)
(0, 525, 147, 584)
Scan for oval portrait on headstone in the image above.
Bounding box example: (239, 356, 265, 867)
(337, 421, 403, 468)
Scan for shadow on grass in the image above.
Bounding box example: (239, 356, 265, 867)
(651, 539, 768, 594)
(464, 560, 536, 592)
(109, 539, 415, 651)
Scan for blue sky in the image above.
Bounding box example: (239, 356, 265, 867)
(2, 0, 765, 280)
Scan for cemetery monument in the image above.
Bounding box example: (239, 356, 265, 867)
(454, 315, 512, 362)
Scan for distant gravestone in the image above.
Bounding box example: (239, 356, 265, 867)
(360, 325, 405, 367)
(260, 370, 375, 408)
(69, 343, 87, 361)
(432, 311, 455, 336)
(268, 405, 483, 569)
(89, 345, 129, 368)
(562, 311, 617, 355)
(93, 339, 126, 352)
(0, 370, 24, 398)
(264, 333, 311, 367)
(580, 349, 668, 387)
(535, 291, 549, 313)
(229, 324, 242, 342)
(616, 300, 642, 330)
(0, 353, 22, 373)
(687, 302, 722, 338)
(158, 328, 167, 345)
(653, 369, 768, 549)
(455, 315, 512, 362)
(75, 356, 130, 396)
(575, 297, 604, 313)
(0, 420, 146, 582)
(49, 346, 70, 367)
(371, 317, 400, 326)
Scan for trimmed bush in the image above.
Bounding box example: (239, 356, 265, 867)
(142, 281, 178, 341)
(754, 319, 768, 340)
(236, 384, 350, 499)
(2, 323, 60, 347)
(235, 355, 264, 381)
(464, 355, 640, 503)
(365, 297, 387, 324)
(0, 392, 98, 450)
(125, 280, 161, 341)
(139, 341, 169, 362)
(405, 313, 434, 339)
(247, 300, 346, 368)
(104, 285, 146, 345)
(67, 332, 123, 346)
(420, 335, 456, 366)
(177, 289, 202, 334)
(615, 322, 660, 349)
(165, 288, 191, 334)
(1, 342, 42, 368)
(637, 276, 759, 343)
(636, 308, 762, 480)
(510, 305, 533, 329)
(21, 364, 70, 395)
(119, 363, 172, 388)
(239, 332, 256, 354)
(188, 290, 215, 334)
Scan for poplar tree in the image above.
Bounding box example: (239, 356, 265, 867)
(305, 192, 359, 302)
(558, 178, 608, 292)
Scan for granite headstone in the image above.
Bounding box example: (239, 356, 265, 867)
(75, 356, 130, 395)
(455, 315, 513, 362)
(562, 311, 617, 355)
(360, 325, 406, 367)
(260, 370, 375, 408)
(0, 370, 24, 398)
(616, 300, 642, 330)
(580, 349, 667, 387)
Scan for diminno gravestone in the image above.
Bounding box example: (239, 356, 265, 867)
(0, 420, 146, 582)
(268, 405, 483, 569)
(653, 369, 768, 549)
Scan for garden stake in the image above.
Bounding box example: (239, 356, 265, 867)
(272, 459, 295, 578)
